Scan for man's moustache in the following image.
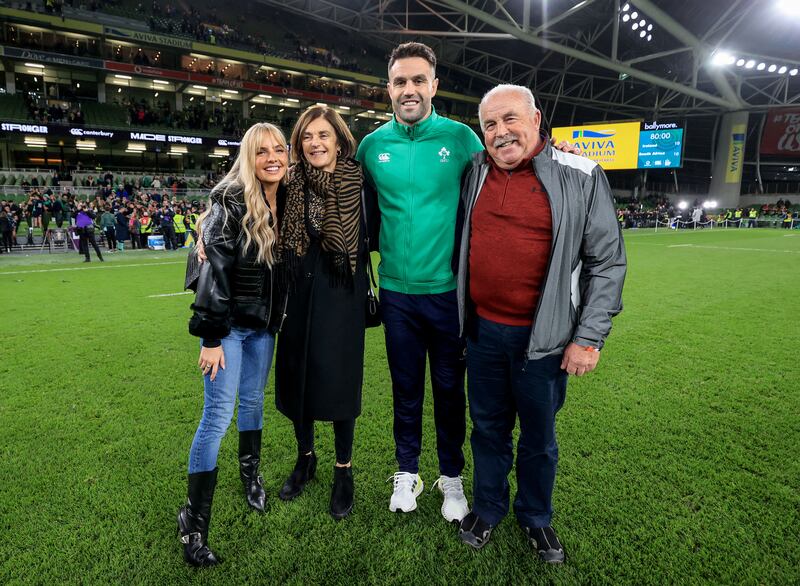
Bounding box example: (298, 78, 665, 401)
(493, 134, 519, 147)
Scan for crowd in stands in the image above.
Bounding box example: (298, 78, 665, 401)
(615, 197, 799, 229)
(118, 97, 244, 135)
(0, 172, 221, 253)
(24, 93, 85, 125)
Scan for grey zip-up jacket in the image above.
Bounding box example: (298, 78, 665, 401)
(456, 139, 627, 360)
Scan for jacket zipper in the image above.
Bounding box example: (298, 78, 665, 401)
(405, 132, 415, 289)
(526, 154, 558, 370)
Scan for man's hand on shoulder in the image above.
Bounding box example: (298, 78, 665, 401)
(560, 342, 600, 376)
(550, 137, 583, 156)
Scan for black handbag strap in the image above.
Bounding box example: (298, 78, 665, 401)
(360, 188, 378, 290)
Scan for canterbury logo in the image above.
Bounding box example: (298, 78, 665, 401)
(378, 153, 390, 163)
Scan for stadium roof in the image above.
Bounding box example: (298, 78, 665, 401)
(257, 0, 800, 120)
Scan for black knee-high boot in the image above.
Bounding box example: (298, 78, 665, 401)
(177, 468, 220, 567)
(238, 429, 267, 511)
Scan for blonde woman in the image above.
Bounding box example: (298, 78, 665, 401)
(178, 122, 287, 567)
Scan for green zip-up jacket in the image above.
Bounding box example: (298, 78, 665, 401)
(100, 212, 116, 229)
(357, 108, 483, 294)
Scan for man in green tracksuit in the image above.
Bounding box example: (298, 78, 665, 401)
(357, 42, 484, 521)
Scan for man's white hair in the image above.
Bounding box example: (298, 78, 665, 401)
(478, 84, 538, 132)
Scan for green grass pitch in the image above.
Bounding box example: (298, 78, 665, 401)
(0, 227, 798, 584)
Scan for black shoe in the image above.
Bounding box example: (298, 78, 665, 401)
(177, 468, 220, 567)
(83, 258, 90, 262)
(458, 511, 493, 550)
(279, 452, 317, 501)
(239, 429, 266, 512)
(329, 466, 354, 520)
(522, 525, 565, 564)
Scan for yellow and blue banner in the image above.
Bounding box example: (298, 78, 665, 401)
(551, 121, 641, 170)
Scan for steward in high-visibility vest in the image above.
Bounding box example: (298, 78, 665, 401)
(783, 213, 793, 228)
(734, 209, 743, 220)
(748, 208, 758, 228)
(139, 213, 152, 248)
(140, 214, 153, 234)
(188, 211, 199, 242)
(173, 212, 187, 247)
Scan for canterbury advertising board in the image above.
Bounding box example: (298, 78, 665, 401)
(551, 122, 641, 170)
(760, 108, 800, 156)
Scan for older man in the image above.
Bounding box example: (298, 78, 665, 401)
(455, 85, 626, 562)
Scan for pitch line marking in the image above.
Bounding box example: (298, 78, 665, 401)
(667, 244, 800, 254)
(148, 291, 192, 298)
(0, 261, 183, 276)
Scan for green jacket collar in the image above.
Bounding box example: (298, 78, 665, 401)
(391, 106, 439, 139)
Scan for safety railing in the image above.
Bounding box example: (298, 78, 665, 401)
(653, 217, 798, 231)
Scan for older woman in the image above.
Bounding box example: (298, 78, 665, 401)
(178, 122, 288, 567)
(275, 105, 374, 520)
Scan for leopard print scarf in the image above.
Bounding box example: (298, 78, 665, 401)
(278, 157, 362, 287)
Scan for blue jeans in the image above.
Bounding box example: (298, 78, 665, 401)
(466, 316, 568, 528)
(380, 288, 466, 477)
(188, 327, 275, 474)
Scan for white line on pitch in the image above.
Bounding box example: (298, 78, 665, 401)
(148, 291, 192, 298)
(668, 244, 800, 254)
(0, 261, 183, 276)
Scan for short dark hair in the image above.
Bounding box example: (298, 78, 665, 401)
(290, 105, 357, 164)
(388, 42, 437, 77)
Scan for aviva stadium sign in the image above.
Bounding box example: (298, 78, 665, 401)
(551, 120, 684, 170)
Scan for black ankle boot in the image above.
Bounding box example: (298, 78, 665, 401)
(177, 468, 220, 567)
(279, 452, 317, 501)
(238, 429, 266, 511)
(329, 466, 354, 520)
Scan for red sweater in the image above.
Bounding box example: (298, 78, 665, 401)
(468, 148, 552, 327)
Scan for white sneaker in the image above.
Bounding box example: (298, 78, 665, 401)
(388, 472, 424, 513)
(432, 475, 469, 522)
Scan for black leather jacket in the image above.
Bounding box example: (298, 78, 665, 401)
(189, 184, 285, 346)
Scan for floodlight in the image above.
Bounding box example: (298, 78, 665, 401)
(622, 13, 630, 22)
(745, 60, 756, 68)
(711, 52, 731, 66)
(736, 59, 745, 66)
(640, 30, 647, 38)
(757, 62, 766, 70)
(776, 0, 800, 16)
(631, 11, 638, 18)
(678, 201, 688, 210)
(622, 3, 630, 11)
(768, 64, 777, 72)
(639, 19, 646, 26)
(779, 66, 788, 74)
(790, 69, 799, 76)
(632, 22, 639, 30)
(647, 24, 653, 31)
(646, 34, 652, 41)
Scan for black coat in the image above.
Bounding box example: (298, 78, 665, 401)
(275, 189, 372, 423)
(114, 212, 130, 241)
(189, 185, 285, 345)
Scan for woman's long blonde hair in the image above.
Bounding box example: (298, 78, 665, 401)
(197, 122, 287, 267)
